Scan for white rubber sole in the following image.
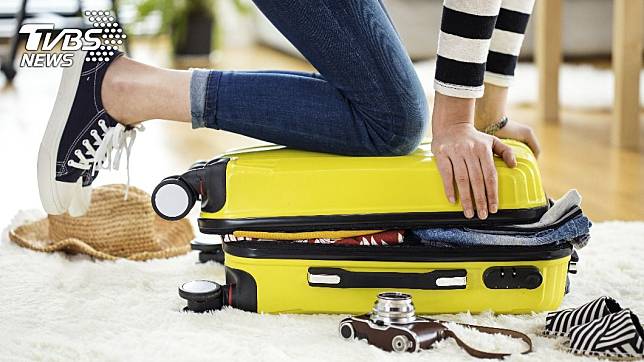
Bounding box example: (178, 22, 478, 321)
(37, 51, 87, 215)
(68, 186, 92, 217)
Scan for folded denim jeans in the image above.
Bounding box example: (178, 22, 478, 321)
(413, 190, 591, 248)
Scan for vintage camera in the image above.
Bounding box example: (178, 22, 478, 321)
(338, 292, 449, 353)
(339, 292, 533, 357)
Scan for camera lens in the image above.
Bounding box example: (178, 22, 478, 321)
(370, 292, 416, 324)
(378, 292, 412, 301)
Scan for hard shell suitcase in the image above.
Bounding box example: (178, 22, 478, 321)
(221, 240, 572, 314)
(153, 141, 573, 314)
(152, 140, 548, 230)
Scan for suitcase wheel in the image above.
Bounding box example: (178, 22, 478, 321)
(151, 176, 197, 221)
(179, 280, 224, 313)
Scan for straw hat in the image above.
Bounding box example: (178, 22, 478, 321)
(9, 184, 194, 261)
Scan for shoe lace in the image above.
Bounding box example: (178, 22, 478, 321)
(67, 119, 144, 199)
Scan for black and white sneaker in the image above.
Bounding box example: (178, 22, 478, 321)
(38, 49, 141, 216)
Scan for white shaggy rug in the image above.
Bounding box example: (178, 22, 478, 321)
(1, 211, 643, 362)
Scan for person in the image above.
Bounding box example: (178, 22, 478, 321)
(38, 0, 540, 219)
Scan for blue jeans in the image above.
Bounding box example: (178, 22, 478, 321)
(413, 215, 591, 248)
(190, 0, 428, 156)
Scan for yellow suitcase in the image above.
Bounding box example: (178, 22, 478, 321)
(153, 141, 573, 314)
(152, 140, 548, 231)
(220, 241, 572, 314)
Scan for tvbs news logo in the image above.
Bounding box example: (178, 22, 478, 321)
(19, 10, 126, 68)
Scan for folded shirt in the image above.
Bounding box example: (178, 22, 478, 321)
(413, 190, 591, 248)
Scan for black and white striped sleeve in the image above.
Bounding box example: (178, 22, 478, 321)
(485, 0, 535, 87)
(434, 0, 502, 98)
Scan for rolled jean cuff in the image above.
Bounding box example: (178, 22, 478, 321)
(433, 80, 484, 98)
(189, 69, 222, 129)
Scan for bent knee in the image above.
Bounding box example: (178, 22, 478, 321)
(348, 83, 428, 156)
(375, 100, 429, 156)
(377, 127, 425, 156)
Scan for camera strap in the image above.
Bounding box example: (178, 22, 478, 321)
(441, 322, 533, 359)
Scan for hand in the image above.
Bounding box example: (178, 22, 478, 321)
(432, 122, 517, 219)
(495, 120, 541, 158)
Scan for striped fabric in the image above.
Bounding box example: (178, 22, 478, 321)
(222, 230, 405, 246)
(568, 309, 644, 359)
(544, 296, 622, 337)
(485, 0, 535, 87)
(434, 0, 535, 98)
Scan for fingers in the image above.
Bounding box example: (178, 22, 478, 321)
(492, 137, 516, 167)
(435, 155, 456, 204)
(464, 150, 489, 220)
(524, 129, 541, 158)
(450, 157, 474, 219)
(479, 148, 499, 214)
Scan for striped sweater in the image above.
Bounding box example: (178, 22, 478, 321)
(435, 0, 535, 98)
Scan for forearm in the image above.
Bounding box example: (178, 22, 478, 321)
(474, 83, 508, 130)
(432, 92, 475, 134)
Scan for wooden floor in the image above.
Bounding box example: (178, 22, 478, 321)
(0, 39, 642, 224)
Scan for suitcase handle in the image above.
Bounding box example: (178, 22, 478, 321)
(307, 267, 467, 290)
